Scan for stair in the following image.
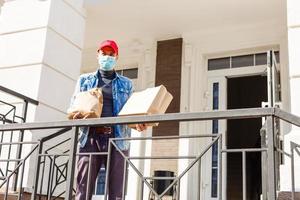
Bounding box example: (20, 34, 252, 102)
(277, 191, 300, 200)
(0, 191, 65, 200)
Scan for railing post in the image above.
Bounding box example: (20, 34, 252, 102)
(104, 139, 112, 200)
(242, 151, 247, 200)
(13, 100, 29, 191)
(197, 160, 201, 200)
(265, 116, 277, 199)
(31, 140, 43, 200)
(290, 142, 295, 200)
(218, 134, 223, 200)
(260, 126, 267, 200)
(65, 127, 79, 200)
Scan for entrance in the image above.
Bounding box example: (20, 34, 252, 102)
(226, 75, 267, 200)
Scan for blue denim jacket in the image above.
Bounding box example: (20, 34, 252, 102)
(69, 70, 133, 150)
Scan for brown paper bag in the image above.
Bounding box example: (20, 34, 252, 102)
(67, 88, 103, 119)
(118, 85, 173, 127)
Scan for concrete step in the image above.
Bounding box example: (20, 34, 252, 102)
(0, 191, 65, 200)
(277, 191, 300, 200)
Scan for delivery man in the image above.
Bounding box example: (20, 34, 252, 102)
(69, 40, 147, 200)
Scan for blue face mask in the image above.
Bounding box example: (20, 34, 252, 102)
(98, 55, 117, 71)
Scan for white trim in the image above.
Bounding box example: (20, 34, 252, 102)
(207, 65, 267, 78)
(47, 26, 83, 50)
(0, 62, 77, 82)
(290, 75, 300, 79)
(0, 26, 47, 36)
(43, 63, 77, 82)
(288, 25, 300, 29)
(62, 0, 86, 19)
(1, 26, 83, 50)
(38, 101, 67, 115)
(204, 46, 280, 60)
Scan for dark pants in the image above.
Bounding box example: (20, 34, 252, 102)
(75, 131, 128, 200)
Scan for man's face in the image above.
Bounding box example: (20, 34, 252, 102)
(97, 46, 118, 59)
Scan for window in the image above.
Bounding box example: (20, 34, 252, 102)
(116, 68, 138, 79)
(208, 51, 280, 71)
(208, 57, 230, 71)
(255, 53, 267, 65)
(232, 55, 254, 68)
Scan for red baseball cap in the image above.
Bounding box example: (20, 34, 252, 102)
(97, 40, 119, 55)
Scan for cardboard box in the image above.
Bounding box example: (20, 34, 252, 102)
(118, 85, 173, 127)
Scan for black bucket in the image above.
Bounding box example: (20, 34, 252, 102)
(153, 170, 175, 196)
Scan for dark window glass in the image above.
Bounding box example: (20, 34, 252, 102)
(213, 83, 219, 110)
(212, 143, 218, 167)
(211, 168, 218, 197)
(212, 120, 218, 134)
(208, 57, 230, 71)
(211, 82, 219, 197)
(232, 54, 254, 68)
(255, 53, 267, 65)
(123, 68, 138, 79)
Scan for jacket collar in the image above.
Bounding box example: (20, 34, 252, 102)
(91, 70, 121, 88)
(92, 70, 121, 80)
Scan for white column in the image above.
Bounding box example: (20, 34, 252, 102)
(178, 42, 192, 200)
(280, 0, 300, 191)
(0, 0, 85, 191)
(138, 42, 157, 199)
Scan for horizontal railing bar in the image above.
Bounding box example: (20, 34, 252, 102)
(111, 134, 220, 141)
(38, 152, 110, 156)
(0, 159, 22, 162)
(275, 108, 300, 127)
(222, 148, 267, 153)
(0, 108, 274, 131)
(128, 156, 197, 160)
(38, 154, 69, 157)
(0, 85, 39, 105)
(0, 141, 38, 145)
(76, 152, 109, 156)
(145, 177, 176, 180)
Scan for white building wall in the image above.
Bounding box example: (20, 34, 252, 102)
(280, 0, 300, 192)
(0, 0, 86, 193)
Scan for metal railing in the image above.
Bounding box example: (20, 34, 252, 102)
(0, 85, 38, 197)
(0, 107, 299, 199)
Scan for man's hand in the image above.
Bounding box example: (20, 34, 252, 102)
(72, 112, 84, 119)
(72, 111, 95, 119)
(135, 124, 147, 132)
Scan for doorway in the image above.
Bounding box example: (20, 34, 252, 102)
(226, 75, 267, 200)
